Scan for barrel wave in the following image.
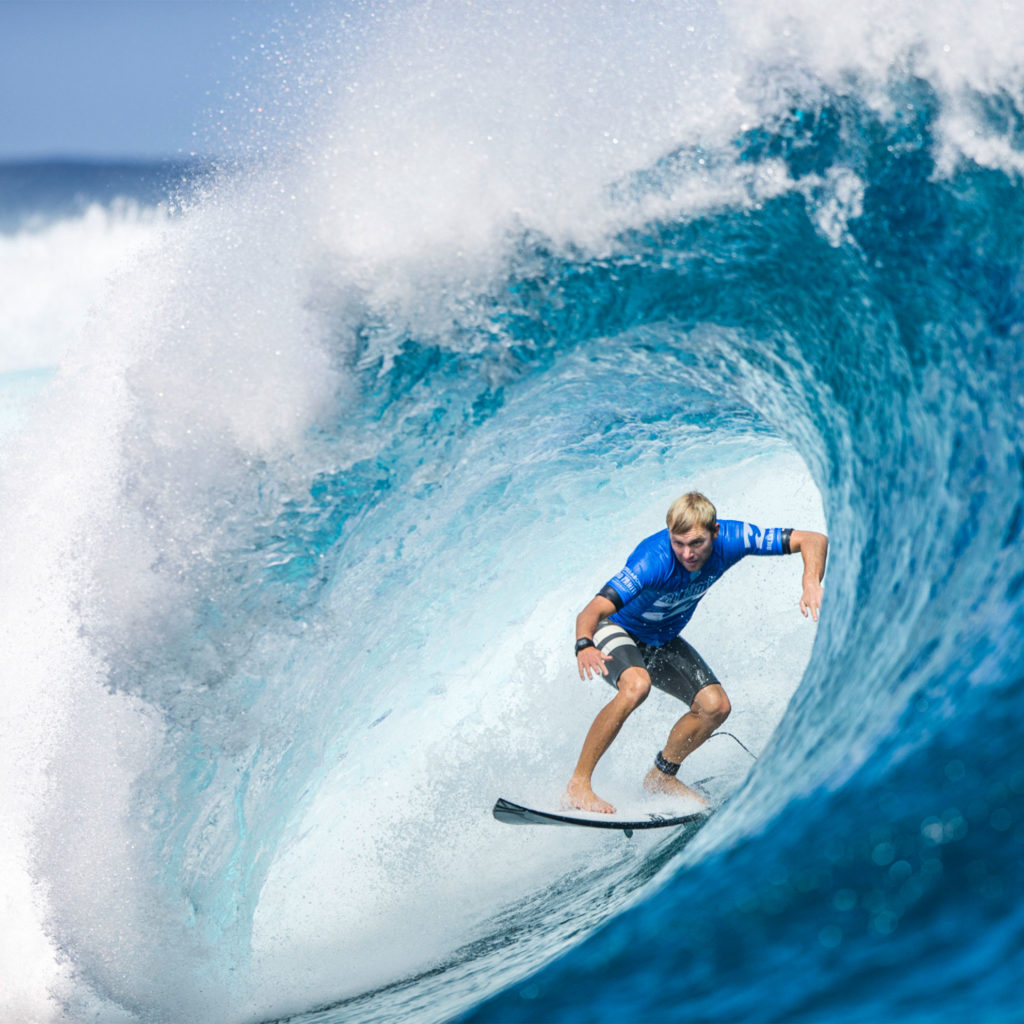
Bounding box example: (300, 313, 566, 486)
(1, 4, 1022, 1023)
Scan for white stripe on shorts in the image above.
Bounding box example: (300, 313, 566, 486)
(600, 635, 636, 654)
(594, 623, 636, 654)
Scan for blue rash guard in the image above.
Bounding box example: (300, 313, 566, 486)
(600, 520, 791, 646)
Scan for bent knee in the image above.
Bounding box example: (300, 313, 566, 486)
(694, 686, 731, 722)
(617, 669, 651, 709)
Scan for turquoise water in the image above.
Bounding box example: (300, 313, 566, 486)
(1, 4, 1022, 1022)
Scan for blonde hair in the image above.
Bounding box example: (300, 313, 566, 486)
(666, 492, 717, 535)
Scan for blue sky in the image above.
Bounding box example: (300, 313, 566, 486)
(0, 0, 325, 160)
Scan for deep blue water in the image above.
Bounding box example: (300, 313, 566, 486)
(458, 83, 1024, 1024)
(1, 6, 1023, 1024)
(0, 158, 209, 231)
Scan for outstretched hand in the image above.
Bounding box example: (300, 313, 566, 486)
(577, 646, 612, 680)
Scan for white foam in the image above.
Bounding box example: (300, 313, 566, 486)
(2, 1, 1015, 1019)
(0, 163, 346, 1021)
(0, 436, 114, 1021)
(0, 203, 168, 375)
(726, 0, 1024, 178)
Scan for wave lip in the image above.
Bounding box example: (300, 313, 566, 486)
(5, 3, 1024, 1022)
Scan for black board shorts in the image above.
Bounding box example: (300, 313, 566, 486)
(592, 618, 719, 707)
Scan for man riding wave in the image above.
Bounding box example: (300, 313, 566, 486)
(566, 491, 828, 813)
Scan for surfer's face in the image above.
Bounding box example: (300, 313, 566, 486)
(670, 525, 717, 572)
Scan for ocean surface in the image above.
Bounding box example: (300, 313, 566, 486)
(1, 3, 1022, 1022)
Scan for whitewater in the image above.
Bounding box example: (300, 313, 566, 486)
(1, 2, 1022, 1022)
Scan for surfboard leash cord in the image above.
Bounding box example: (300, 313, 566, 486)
(708, 730, 759, 760)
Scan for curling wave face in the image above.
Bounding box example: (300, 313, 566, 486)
(1, 3, 1023, 1022)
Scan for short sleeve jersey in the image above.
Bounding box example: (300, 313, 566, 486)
(602, 520, 790, 646)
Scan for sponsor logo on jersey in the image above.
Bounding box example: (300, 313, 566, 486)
(743, 522, 781, 552)
(609, 566, 642, 600)
(641, 576, 719, 621)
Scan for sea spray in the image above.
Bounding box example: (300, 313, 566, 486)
(2, 2, 1022, 1022)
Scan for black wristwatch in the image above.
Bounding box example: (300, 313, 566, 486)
(575, 637, 596, 656)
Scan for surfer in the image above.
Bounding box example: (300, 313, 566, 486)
(565, 492, 827, 814)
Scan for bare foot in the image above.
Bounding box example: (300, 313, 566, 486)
(563, 776, 616, 814)
(643, 766, 710, 808)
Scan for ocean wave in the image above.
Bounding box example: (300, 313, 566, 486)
(2, 3, 1023, 1023)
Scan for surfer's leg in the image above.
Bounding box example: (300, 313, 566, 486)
(642, 684, 730, 804)
(663, 683, 731, 762)
(565, 666, 651, 813)
(640, 638, 726, 804)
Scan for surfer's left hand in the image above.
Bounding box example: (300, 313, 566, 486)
(800, 579, 824, 621)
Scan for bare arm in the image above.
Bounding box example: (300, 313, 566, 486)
(575, 594, 617, 679)
(789, 529, 828, 621)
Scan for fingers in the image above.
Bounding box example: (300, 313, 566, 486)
(577, 649, 611, 680)
(800, 587, 822, 622)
